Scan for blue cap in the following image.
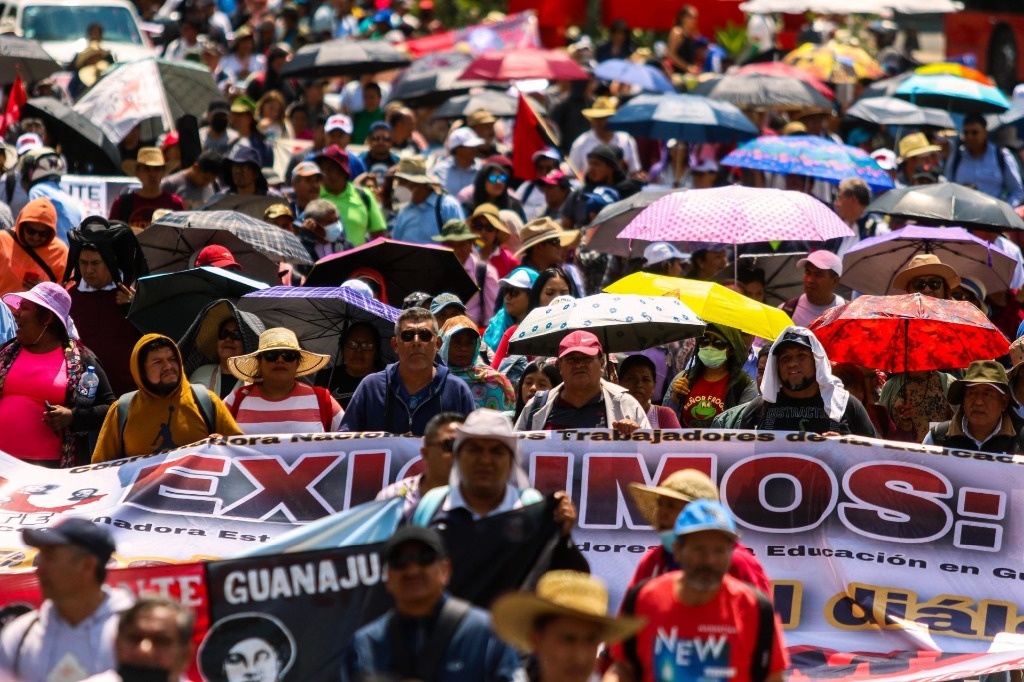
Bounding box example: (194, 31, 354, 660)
(430, 292, 466, 316)
(674, 499, 739, 540)
(584, 186, 620, 215)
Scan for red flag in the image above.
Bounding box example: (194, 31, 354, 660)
(512, 92, 558, 182)
(1, 75, 27, 137)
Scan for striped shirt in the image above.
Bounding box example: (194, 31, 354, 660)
(225, 383, 344, 435)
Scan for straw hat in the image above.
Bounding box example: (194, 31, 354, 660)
(581, 96, 619, 119)
(491, 571, 645, 653)
(514, 217, 580, 257)
(627, 470, 720, 527)
(897, 132, 942, 162)
(227, 327, 329, 382)
(470, 203, 510, 240)
(891, 254, 960, 292)
(393, 156, 440, 185)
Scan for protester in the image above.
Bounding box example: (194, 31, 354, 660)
(195, 245, 242, 272)
(489, 266, 576, 371)
(432, 219, 498, 326)
(513, 359, 561, 420)
(434, 127, 484, 196)
(359, 122, 401, 185)
(617, 354, 681, 428)
(392, 156, 465, 243)
(21, 148, 84, 244)
(568, 97, 641, 174)
(923, 361, 1024, 453)
(181, 302, 264, 401)
(289, 161, 323, 219)
(430, 292, 468, 329)
(296, 198, 351, 265)
(515, 218, 580, 275)
(439, 315, 515, 411)
(376, 411, 465, 514)
(946, 112, 1024, 206)
(222, 144, 272, 196)
(482, 266, 539, 355)
(893, 253, 960, 298)
(0, 518, 134, 682)
(466, 162, 527, 221)
(470, 202, 520, 279)
(160, 150, 222, 209)
(641, 242, 688, 278)
(108, 148, 186, 231)
(0, 197, 68, 296)
(664, 323, 756, 427)
(327, 321, 385, 408)
(513, 148, 561, 220)
(316, 144, 386, 247)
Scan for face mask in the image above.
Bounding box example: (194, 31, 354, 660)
(659, 529, 676, 553)
(322, 221, 343, 242)
(393, 184, 413, 205)
(698, 347, 729, 369)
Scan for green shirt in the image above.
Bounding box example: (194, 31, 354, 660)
(320, 182, 386, 246)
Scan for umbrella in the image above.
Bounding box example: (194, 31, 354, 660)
(860, 72, 913, 100)
(127, 267, 268, 340)
(199, 194, 284, 221)
(22, 97, 121, 174)
(593, 59, 675, 93)
(583, 189, 680, 258)
(390, 52, 489, 107)
(721, 135, 895, 191)
(604, 272, 793, 341)
(915, 63, 994, 86)
(841, 225, 1019, 295)
(808, 293, 1009, 373)
(690, 74, 832, 111)
(734, 62, 834, 100)
(177, 299, 266, 377)
(282, 39, 412, 79)
(458, 48, 591, 82)
(865, 183, 1024, 232)
(303, 237, 478, 304)
(735, 252, 806, 306)
(895, 74, 1011, 114)
(0, 35, 60, 85)
(431, 90, 519, 120)
(507, 293, 705, 356)
(784, 41, 885, 84)
(843, 97, 956, 130)
(607, 93, 760, 143)
(237, 286, 400, 362)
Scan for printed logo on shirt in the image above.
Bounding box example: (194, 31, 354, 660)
(653, 627, 735, 681)
(683, 395, 726, 423)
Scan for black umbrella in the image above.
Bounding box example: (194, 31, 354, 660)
(690, 74, 832, 111)
(390, 51, 490, 107)
(200, 193, 283, 221)
(0, 35, 59, 85)
(281, 39, 411, 79)
(844, 97, 956, 130)
(866, 183, 1024, 232)
(22, 97, 121, 174)
(431, 90, 520, 119)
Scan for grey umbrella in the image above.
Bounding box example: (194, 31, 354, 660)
(432, 90, 520, 119)
(691, 74, 832, 110)
(0, 35, 59, 85)
(390, 51, 490, 107)
(844, 97, 956, 130)
(866, 183, 1024, 232)
(282, 39, 411, 79)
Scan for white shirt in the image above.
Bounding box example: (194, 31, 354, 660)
(444, 483, 526, 520)
(789, 293, 845, 328)
(568, 130, 641, 174)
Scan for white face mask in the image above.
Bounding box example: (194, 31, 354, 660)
(392, 184, 413, 205)
(323, 220, 343, 243)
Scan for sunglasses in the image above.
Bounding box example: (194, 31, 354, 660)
(427, 437, 455, 452)
(399, 329, 435, 343)
(345, 340, 377, 351)
(910, 278, 945, 292)
(472, 218, 496, 232)
(261, 350, 300, 362)
(22, 225, 52, 239)
(504, 288, 526, 298)
(218, 329, 243, 341)
(387, 547, 439, 570)
(487, 174, 509, 184)
(951, 290, 979, 302)
(697, 336, 730, 351)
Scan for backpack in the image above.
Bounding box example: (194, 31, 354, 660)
(947, 143, 1017, 198)
(227, 384, 335, 432)
(64, 215, 149, 285)
(116, 385, 215, 457)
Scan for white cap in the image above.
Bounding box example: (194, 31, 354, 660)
(870, 148, 897, 171)
(340, 279, 374, 297)
(16, 132, 42, 156)
(643, 241, 689, 266)
(798, 250, 843, 277)
(453, 408, 519, 457)
(325, 114, 353, 135)
(446, 127, 485, 151)
(499, 269, 534, 290)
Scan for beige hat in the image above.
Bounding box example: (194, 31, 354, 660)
(466, 108, 497, 126)
(898, 132, 942, 162)
(581, 96, 618, 119)
(891, 254, 960, 292)
(491, 571, 645, 653)
(470, 203, 510, 241)
(514, 217, 580, 257)
(782, 121, 807, 136)
(393, 156, 440, 185)
(948, 360, 1013, 405)
(136, 147, 166, 168)
(628, 470, 720, 527)
(227, 327, 329, 383)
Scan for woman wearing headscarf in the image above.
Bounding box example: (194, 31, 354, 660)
(440, 315, 515, 412)
(327, 321, 385, 408)
(482, 266, 538, 356)
(466, 163, 527, 222)
(0, 282, 115, 467)
(179, 299, 265, 401)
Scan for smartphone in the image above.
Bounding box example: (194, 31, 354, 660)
(43, 401, 53, 411)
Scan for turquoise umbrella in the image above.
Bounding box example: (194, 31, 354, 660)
(895, 74, 1011, 114)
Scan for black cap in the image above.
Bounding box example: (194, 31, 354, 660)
(587, 144, 619, 169)
(772, 330, 814, 355)
(23, 518, 115, 564)
(382, 526, 446, 562)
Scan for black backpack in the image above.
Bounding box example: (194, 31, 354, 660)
(64, 215, 149, 285)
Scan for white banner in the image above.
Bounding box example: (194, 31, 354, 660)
(60, 175, 141, 216)
(73, 60, 169, 144)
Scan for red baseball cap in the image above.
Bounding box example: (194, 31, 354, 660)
(558, 330, 602, 358)
(196, 245, 241, 271)
(315, 144, 351, 177)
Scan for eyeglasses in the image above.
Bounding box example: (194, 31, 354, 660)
(487, 173, 509, 184)
(399, 329, 435, 343)
(387, 547, 439, 570)
(696, 336, 730, 351)
(909, 277, 946, 292)
(345, 340, 377, 351)
(218, 329, 243, 341)
(261, 350, 300, 362)
(426, 437, 455, 452)
(21, 225, 52, 239)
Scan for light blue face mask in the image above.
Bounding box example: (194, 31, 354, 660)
(659, 529, 676, 553)
(323, 221, 343, 243)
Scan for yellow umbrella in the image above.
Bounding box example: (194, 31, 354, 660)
(784, 41, 884, 84)
(605, 272, 793, 341)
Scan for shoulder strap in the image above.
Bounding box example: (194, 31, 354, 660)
(750, 588, 776, 682)
(227, 385, 252, 420)
(525, 390, 550, 430)
(434, 191, 444, 231)
(412, 485, 450, 526)
(475, 260, 487, 294)
(313, 386, 333, 431)
(191, 385, 216, 433)
(117, 390, 137, 458)
(12, 613, 40, 677)
(5, 172, 15, 205)
(621, 577, 652, 680)
(780, 296, 799, 317)
(949, 144, 963, 180)
(416, 597, 472, 680)
(357, 186, 371, 211)
(8, 229, 57, 282)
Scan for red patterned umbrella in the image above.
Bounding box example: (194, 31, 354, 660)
(808, 294, 1009, 373)
(458, 48, 590, 81)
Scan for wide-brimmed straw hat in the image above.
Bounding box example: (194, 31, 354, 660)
(891, 253, 960, 292)
(514, 217, 580, 257)
(581, 96, 619, 119)
(470, 203, 510, 241)
(628, 470, 719, 527)
(227, 327, 329, 382)
(393, 156, 439, 185)
(491, 571, 644, 652)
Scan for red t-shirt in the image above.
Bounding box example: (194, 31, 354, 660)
(680, 374, 729, 426)
(109, 191, 186, 232)
(612, 572, 787, 682)
(626, 544, 772, 597)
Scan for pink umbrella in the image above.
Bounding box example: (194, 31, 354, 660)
(458, 48, 591, 81)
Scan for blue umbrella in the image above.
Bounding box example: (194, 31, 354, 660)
(608, 93, 760, 143)
(593, 59, 675, 93)
(895, 74, 1011, 114)
(721, 135, 895, 191)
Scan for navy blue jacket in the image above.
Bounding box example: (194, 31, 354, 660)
(339, 362, 475, 435)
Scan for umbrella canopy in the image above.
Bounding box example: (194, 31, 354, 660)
(22, 97, 121, 174)
(865, 183, 1024, 232)
(458, 48, 590, 82)
(844, 97, 956, 130)
(303, 237, 478, 304)
(915, 62, 994, 86)
(593, 59, 675, 93)
(583, 189, 680, 258)
(199, 193, 284, 221)
(691, 74, 832, 111)
(390, 52, 490, 107)
(784, 41, 885, 84)
(860, 72, 913, 99)
(237, 286, 400, 362)
(127, 267, 268, 340)
(282, 39, 412, 78)
(607, 93, 760, 143)
(734, 62, 834, 100)
(177, 299, 266, 376)
(734, 252, 806, 307)
(808, 293, 1009, 373)
(841, 225, 1019, 295)
(605, 272, 793, 341)
(431, 90, 519, 120)
(721, 135, 895, 191)
(507, 293, 705, 355)
(0, 35, 60, 85)
(618, 186, 854, 246)
(895, 74, 1011, 114)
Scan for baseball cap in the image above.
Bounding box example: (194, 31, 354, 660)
(382, 526, 447, 562)
(196, 244, 242, 271)
(23, 517, 116, 564)
(558, 330, 602, 358)
(771, 329, 814, 356)
(446, 127, 485, 151)
(291, 160, 322, 180)
(430, 292, 466, 316)
(537, 169, 570, 188)
(532, 147, 561, 163)
(325, 114, 354, 135)
(369, 121, 392, 135)
(499, 268, 535, 290)
(16, 132, 43, 156)
(316, 145, 351, 177)
(797, 250, 843, 277)
(870, 148, 897, 171)
(673, 499, 739, 540)
(643, 242, 689, 266)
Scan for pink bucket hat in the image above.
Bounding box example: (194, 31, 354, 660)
(3, 281, 76, 337)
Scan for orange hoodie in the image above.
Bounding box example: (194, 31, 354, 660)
(0, 197, 68, 296)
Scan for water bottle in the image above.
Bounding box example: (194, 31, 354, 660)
(77, 366, 99, 408)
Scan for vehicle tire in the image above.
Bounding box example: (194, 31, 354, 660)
(989, 25, 1018, 94)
